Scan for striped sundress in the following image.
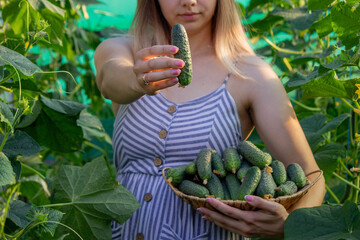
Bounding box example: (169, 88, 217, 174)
(111, 74, 245, 240)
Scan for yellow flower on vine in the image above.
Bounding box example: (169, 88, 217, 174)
(355, 133, 360, 142)
(356, 84, 360, 96)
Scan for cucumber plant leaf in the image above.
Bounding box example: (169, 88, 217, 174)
(0, 130, 40, 157)
(331, 1, 360, 49)
(314, 143, 346, 181)
(19, 96, 86, 153)
(77, 110, 112, 145)
(0, 46, 40, 76)
(0, 100, 14, 131)
(53, 157, 141, 240)
(308, 0, 335, 11)
(285, 201, 360, 239)
(0, 152, 15, 186)
(271, 7, 322, 30)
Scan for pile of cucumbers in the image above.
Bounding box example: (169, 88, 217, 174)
(166, 141, 307, 200)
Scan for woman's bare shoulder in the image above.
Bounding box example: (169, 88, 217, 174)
(235, 55, 279, 86)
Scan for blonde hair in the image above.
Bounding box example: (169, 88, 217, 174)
(130, 0, 260, 78)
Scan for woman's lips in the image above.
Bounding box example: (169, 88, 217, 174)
(179, 13, 199, 20)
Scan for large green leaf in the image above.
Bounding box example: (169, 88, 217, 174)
(53, 157, 140, 240)
(0, 130, 40, 157)
(20, 96, 85, 153)
(314, 143, 346, 181)
(308, 0, 335, 10)
(285, 201, 360, 239)
(28, 0, 65, 17)
(0, 152, 15, 186)
(271, 7, 322, 30)
(0, 46, 40, 76)
(300, 71, 360, 100)
(311, 14, 333, 38)
(331, 1, 360, 49)
(299, 113, 348, 151)
(0, 100, 15, 131)
(77, 110, 112, 145)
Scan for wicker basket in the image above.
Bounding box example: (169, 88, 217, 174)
(162, 167, 323, 211)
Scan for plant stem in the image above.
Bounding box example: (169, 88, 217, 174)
(332, 172, 360, 191)
(289, 98, 322, 111)
(20, 162, 46, 180)
(325, 184, 341, 204)
(40, 202, 73, 208)
(0, 185, 19, 238)
(262, 37, 322, 55)
(0, 131, 10, 152)
(340, 98, 356, 112)
(338, 159, 354, 179)
(353, 176, 359, 203)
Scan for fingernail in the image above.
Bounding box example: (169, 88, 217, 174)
(175, 60, 184, 68)
(170, 46, 178, 53)
(202, 216, 208, 221)
(171, 69, 180, 75)
(245, 195, 254, 202)
(172, 78, 178, 83)
(196, 208, 203, 214)
(206, 198, 212, 204)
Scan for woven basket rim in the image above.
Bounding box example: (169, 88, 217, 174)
(162, 167, 323, 207)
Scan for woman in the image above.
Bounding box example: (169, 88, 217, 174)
(94, 0, 326, 239)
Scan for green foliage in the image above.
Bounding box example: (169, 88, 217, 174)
(0, 0, 138, 239)
(285, 201, 360, 239)
(53, 157, 140, 240)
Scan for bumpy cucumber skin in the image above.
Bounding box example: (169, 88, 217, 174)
(179, 180, 209, 198)
(171, 24, 192, 86)
(224, 147, 242, 174)
(287, 163, 307, 188)
(221, 180, 232, 200)
(225, 174, 242, 200)
(185, 162, 197, 175)
(211, 151, 227, 178)
(237, 141, 272, 169)
(206, 173, 225, 199)
(195, 148, 212, 185)
(275, 181, 298, 197)
(236, 160, 252, 182)
(166, 165, 187, 186)
(255, 167, 277, 198)
(237, 166, 261, 200)
(270, 160, 287, 185)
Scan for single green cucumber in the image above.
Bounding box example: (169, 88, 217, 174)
(206, 173, 225, 199)
(224, 147, 242, 174)
(287, 163, 307, 188)
(237, 141, 272, 169)
(195, 148, 212, 185)
(270, 160, 287, 185)
(171, 24, 192, 87)
(237, 166, 261, 200)
(275, 181, 298, 197)
(255, 165, 277, 199)
(225, 174, 242, 200)
(221, 180, 232, 200)
(236, 160, 252, 182)
(178, 180, 209, 198)
(211, 150, 226, 178)
(166, 165, 187, 187)
(185, 162, 197, 175)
